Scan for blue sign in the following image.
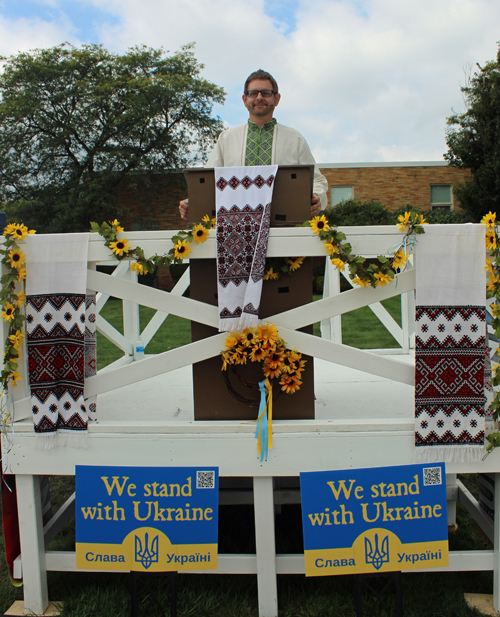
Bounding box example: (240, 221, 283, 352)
(300, 463, 448, 576)
(75, 466, 218, 571)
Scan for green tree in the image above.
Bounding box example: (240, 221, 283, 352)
(0, 43, 224, 232)
(444, 45, 500, 221)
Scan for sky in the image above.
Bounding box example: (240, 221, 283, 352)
(0, 0, 499, 164)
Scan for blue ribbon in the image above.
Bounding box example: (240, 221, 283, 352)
(256, 380, 269, 462)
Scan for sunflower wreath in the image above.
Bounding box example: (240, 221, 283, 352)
(221, 323, 306, 406)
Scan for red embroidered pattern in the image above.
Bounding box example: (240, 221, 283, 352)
(415, 306, 486, 448)
(27, 294, 89, 437)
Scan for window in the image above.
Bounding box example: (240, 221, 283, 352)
(430, 185, 452, 210)
(330, 186, 354, 206)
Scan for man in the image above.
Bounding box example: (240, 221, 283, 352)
(179, 69, 327, 220)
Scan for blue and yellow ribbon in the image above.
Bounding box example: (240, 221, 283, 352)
(255, 379, 273, 461)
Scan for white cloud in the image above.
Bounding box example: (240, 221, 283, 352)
(0, 14, 77, 57)
(3, 0, 500, 163)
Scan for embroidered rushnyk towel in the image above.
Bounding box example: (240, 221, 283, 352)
(25, 234, 94, 448)
(215, 165, 277, 331)
(415, 224, 486, 462)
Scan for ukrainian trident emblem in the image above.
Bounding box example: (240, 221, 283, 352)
(365, 534, 389, 570)
(135, 532, 159, 569)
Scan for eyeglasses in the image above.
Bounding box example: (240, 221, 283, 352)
(245, 89, 277, 98)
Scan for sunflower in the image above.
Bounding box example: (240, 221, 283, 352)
(352, 276, 371, 288)
(310, 215, 329, 235)
(1, 303, 15, 322)
(130, 262, 148, 275)
(491, 303, 500, 318)
(323, 242, 338, 256)
(485, 258, 494, 274)
(486, 232, 497, 251)
(110, 219, 124, 232)
(374, 271, 393, 287)
(109, 239, 131, 257)
(287, 257, 305, 271)
(418, 215, 427, 225)
(221, 352, 232, 371)
(174, 239, 191, 260)
(3, 223, 18, 236)
(7, 248, 25, 270)
(202, 215, 216, 229)
(397, 212, 411, 231)
(192, 224, 210, 244)
(263, 267, 279, 281)
(392, 250, 407, 271)
(8, 224, 29, 241)
(280, 373, 302, 394)
(331, 257, 346, 271)
(232, 349, 248, 365)
(242, 328, 258, 346)
(225, 333, 239, 351)
(250, 345, 267, 362)
(9, 371, 22, 388)
(487, 272, 500, 291)
(262, 357, 282, 379)
(266, 349, 285, 369)
(482, 212, 497, 229)
(17, 268, 27, 282)
(15, 291, 26, 308)
(8, 330, 24, 352)
(281, 349, 302, 373)
(257, 322, 279, 347)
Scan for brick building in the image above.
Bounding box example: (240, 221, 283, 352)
(115, 162, 471, 289)
(319, 161, 471, 211)
(117, 162, 471, 235)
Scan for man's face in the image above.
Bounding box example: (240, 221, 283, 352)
(242, 79, 281, 123)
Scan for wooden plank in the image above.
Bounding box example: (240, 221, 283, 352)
(277, 327, 415, 385)
(253, 477, 278, 617)
(494, 473, 500, 611)
(87, 270, 219, 327)
(270, 269, 415, 329)
(16, 475, 49, 615)
(85, 333, 226, 397)
(87, 226, 411, 262)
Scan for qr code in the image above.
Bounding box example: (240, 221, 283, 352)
(423, 467, 442, 486)
(196, 470, 215, 489)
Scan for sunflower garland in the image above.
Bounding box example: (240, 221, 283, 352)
(0, 223, 35, 449)
(91, 216, 215, 273)
(308, 211, 426, 287)
(221, 323, 306, 397)
(0, 224, 35, 393)
(481, 211, 500, 451)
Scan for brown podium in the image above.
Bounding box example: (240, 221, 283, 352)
(185, 166, 315, 421)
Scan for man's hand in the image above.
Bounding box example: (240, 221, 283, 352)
(311, 193, 321, 217)
(179, 199, 189, 221)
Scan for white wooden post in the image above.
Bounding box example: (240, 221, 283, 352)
(16, 474, 49, 615)
(253, 476, 278, 617)
(320, 259, 342, 343)
(446, 474, 457, 528)
(494, 473, 500, 612)
(122, 265, 140, 355)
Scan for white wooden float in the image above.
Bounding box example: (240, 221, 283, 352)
(2, 225, 499, 617)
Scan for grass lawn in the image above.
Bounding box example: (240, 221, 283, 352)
(0, 294, 493, 616)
